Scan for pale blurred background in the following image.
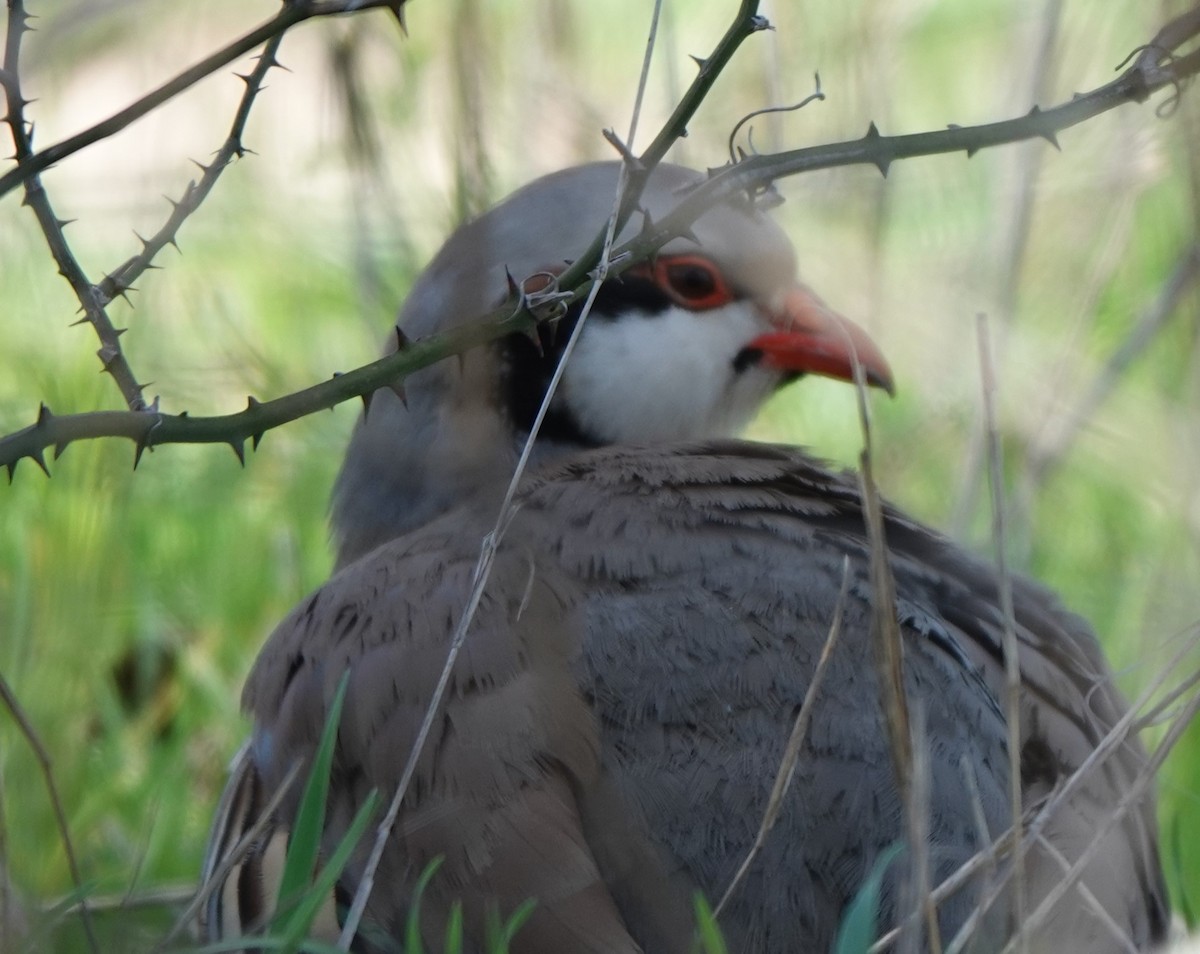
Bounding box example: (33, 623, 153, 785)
(1, 0, 1197, 947)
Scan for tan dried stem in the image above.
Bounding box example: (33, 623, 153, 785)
(1032, 835, 1138, 954)
(848, 315, 920, 943)
(995, 683, 1200, 954)
(975, 313, 1027, 952)
(714, 557, 851, 920)
(336, 1, 739, 945)
(0, 760, 26, 954)
(949, 0, 1064, 540)
(870, 630, 1200, 953)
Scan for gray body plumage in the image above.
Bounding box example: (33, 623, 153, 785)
(204, 162, 1167, 954)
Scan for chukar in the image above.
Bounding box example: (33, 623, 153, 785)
(202, 162, 1167, 953)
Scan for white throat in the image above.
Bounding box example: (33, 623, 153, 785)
(557, 302, 779, 444)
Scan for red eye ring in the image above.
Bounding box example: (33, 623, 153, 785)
(629, 254, 734, 311)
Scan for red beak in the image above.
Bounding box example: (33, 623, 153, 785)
(747, 286, 895, 396)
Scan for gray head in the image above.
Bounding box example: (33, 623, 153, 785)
(331, 162, 892, 567)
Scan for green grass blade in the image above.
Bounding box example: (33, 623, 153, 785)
(402, 856, 444, 954)
(834, 842, 904, 954)
(272, 671, 350, 924)
(692, 893, 729, 954)
(483, 898, 536, 954)
(279, 788, 380, 952)
(1170, 813, 1196, 928)
(443, 900, 464, 954)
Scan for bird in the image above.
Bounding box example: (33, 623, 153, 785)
(200, 161, 1168, 953)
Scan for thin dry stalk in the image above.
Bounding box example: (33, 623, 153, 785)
(847, 320, 941, 953)
(997, 0, 1064, 322)
(937, 863, 1008, 954)
(904, 704, 942, 954)
(335, 82, 624, 954)
(0, 760, 26, 954)
(337, 2, 698, 943)
(995, 681, 1200, 954)
(328, 23, 403, 319)
(850, 324, 915, 868)
(0, 763, 7, 935)
(959, 755, 998, 885)
(158, 756, 301, 950)
(1032, 834, 1138, 954)
(872, 631, 1200, 953)
(714, 557, 851, 919)
(0, 675, 96, 954)
(450, 0, 492, 221)
(975, 313, 1027, 952)
(57, 884, 195, 917)
(1133, 647, 1200, 732)
(1017, 190, 1137, 493)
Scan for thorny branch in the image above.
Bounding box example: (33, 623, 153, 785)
(2, 6, 1200, 476)
(0, 1, 404, 421)
(3, 0, 147, 411)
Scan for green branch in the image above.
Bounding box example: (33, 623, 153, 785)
(3, 4, 1199, 477)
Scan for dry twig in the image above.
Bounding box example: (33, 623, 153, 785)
(335, 2, 767, 945)
(871, 630, 1200, 952)
(0, 675, 97, 954)
(714, 557, 851, 920)
(976, 313, 1027, 951)
(4, 5, 1199, 473)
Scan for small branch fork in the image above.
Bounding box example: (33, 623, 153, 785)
(2, 0, 146, 411)
(3, 6, 1200, 477)
(97, 29, 290, 322)
(0, 0, 404, 434)
(3, 1, 300, 414)
(0, 0, 405, 199)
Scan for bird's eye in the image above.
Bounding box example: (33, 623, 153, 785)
(654, 255, 733, 310)
(667, 263, 716, 299)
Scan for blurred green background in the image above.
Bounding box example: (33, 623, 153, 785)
(1, 0, 1197, 947)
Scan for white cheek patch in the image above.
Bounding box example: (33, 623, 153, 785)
(559, 303, 781, 444)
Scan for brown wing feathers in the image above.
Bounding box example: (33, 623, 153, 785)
(203, 441, 1164, 953)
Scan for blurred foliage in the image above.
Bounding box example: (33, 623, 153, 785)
(1, 0, 1198, 946)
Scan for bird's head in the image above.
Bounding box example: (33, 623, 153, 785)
(332, 162, 892, 564)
